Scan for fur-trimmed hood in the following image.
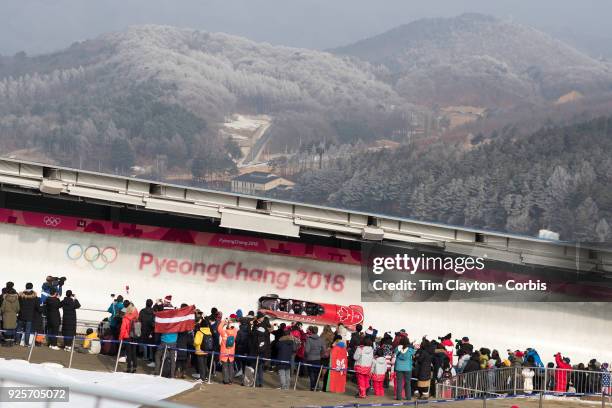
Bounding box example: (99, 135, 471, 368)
(19, 290, 38, 300)
(3, 292, 19, 304)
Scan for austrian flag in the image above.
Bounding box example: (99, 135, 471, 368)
(154, 305, 196, 333)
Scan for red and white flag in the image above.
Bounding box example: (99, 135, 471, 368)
(154, 305, 196, 333)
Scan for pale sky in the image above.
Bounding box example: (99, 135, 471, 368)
(2, 0, 611, 56)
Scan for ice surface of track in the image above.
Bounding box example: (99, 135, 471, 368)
(0, 358, 193, 408)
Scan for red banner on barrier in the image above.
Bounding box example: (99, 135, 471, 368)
(0, 208, 361, 265)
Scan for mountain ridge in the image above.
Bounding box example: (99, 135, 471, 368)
(332, 13, 612, 107)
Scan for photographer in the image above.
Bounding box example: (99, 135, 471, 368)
(40, 276, 66, 306)
(60, 290, 81, 351)
(455, 336, 473, 359)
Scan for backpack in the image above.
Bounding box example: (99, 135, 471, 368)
(225, 335, 235, 348)
(130, 320, 142, 338)
(203, 334, 213, 351)
(242, 366, 255, 387)
(161, 352, 174, 378)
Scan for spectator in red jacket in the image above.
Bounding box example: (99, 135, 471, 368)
(119, 301, 139, 373)
(554, 353, 572, 393)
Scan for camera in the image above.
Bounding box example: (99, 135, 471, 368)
(50, 276, 67, 287)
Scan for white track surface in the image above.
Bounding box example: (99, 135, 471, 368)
(0, 358, 193, 408)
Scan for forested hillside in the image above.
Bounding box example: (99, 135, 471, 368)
(290, 117, 612, 242)
(333, 13, 612, 108)
(0, 25, 407, 175)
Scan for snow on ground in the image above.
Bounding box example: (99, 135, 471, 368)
(0, 358, 194, 408)
(223, 114, 271, 131)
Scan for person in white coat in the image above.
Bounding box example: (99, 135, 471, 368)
(371, 348, 388, 396)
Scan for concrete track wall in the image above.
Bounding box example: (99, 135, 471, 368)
(1, 222, 610, 364)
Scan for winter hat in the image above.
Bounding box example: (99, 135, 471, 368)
(6, 281, 14, 289)
(365, 326, 374, 336)
(462, 336, 469, 342)
(25, 282, 33, 290)
(603, 363, 609, 369)
(66, 290, 73, 297)
(256, 311, 265, 319)
(515, 351, 525, 358)
(229, 313, 237, 319)
(236, 309, 243, 318)
(439, 333, 452, 341)
(164, 295, 172, 302)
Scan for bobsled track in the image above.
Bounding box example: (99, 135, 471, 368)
(0, 158, 611, 365)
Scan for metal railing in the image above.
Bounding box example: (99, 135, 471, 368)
(438, 366, 612, 400)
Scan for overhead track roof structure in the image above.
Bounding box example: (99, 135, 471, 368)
(0, 157, 610, 273)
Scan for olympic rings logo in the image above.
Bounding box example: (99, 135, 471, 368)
(44, 216, 62, 227)
(66, 244, 118, 270)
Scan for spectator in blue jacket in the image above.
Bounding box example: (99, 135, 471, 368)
(394, 336, 415, 400)
(40, 276, 64, 306)
(524, 348, 544, 368)
(107, 295, 124, 338)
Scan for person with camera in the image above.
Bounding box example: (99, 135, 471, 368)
(455, 336, 473, 360)
(60, 290, 80, 351)
(40, 276, 65, 306)
(44, 287, 62, 350)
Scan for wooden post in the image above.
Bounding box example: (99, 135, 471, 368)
(27, 333, 37, 362)
(207, 352, 214, 384)
(253, 356, 260, 388)
(158, 345, 167, 377)
(314, 365, 323, 391)
(293, 362, 301, 391)
(68, 337, 76, 368)
(114, 340, 123, 373)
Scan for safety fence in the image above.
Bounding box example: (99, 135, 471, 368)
(294, 392, 609, 408)
(0, 328, 354, 392)
(2, 329, 611, 407)
(437, 366, 611, 400)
